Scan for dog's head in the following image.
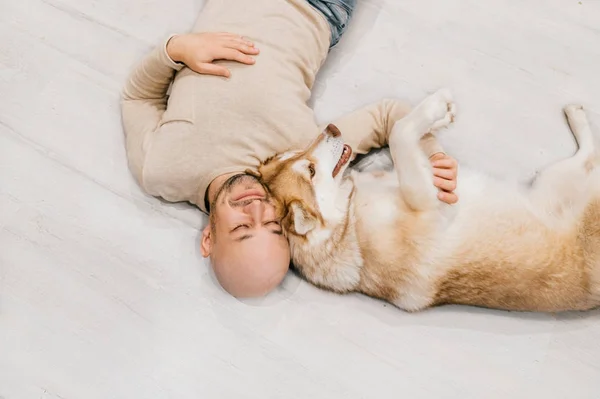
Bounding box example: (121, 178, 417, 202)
(251, 124, 353, 240)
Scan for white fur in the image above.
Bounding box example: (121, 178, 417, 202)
(292, 159, 310, 175)
(278, 150, 301, 161)
(291, 202, 315, 235)
(388, 90, 456, 212)
(311, 138, 350, 228)
(353, 175, 399, 231)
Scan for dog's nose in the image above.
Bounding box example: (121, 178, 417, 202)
(325, 124, 341, 137)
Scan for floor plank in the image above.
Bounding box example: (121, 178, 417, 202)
(0, 0, 204, 228)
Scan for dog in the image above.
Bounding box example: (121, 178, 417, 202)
(254, 89, 600, 313)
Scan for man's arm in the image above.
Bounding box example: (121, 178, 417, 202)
(321, 98, 458, 204)
(319, 99, 443, 159)
(121, 32, 259, 186)
(121, 36, 183, 185)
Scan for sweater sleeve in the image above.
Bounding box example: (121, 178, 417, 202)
(320, 99, 445, 159)
(120, 35, 185, 186)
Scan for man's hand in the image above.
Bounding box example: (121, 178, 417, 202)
(429, 153, 458, 204)
(167, 32, 260, 78)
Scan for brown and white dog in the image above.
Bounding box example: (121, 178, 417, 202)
(255, 89, 600, 313)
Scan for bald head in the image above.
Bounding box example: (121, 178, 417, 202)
(209, 233, 290, 297)
(200, 173, 291, 298)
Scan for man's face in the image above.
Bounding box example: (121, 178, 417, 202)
(208, 174, 285, 243)
(200, 174, 291, 297)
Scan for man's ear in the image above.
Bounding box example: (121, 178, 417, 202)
(200, 225, 212, 258)
(289, 202, 317, 236)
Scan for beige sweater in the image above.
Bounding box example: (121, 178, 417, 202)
(121, 0, 443, 213)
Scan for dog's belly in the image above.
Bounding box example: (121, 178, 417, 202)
(354, 168, 584, 311)
(353, 168, 530, 235)
(403, 170, 587, 311)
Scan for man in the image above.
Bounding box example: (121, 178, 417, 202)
(121, 0, 458, 298)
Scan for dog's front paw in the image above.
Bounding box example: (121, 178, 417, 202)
(421, 88, 456, 132)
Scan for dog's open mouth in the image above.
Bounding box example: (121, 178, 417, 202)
(332, 144, 352, 178)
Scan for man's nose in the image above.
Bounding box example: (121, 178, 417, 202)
(244, 199, 265, 220)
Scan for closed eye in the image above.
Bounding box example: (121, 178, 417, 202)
(265, 220, 283, 234)
(231, 224, 250, 232)
(231, 222, 281, 234)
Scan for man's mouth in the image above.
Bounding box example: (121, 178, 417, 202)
(232, 189, 265, 202)
(332, 144, 352, 178)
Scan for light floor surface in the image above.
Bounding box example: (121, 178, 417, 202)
(1, 0, 600, 398)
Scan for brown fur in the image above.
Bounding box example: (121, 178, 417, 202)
(434, 201, 600, 311)
(355, 197, 436, 302)
(429, 207, 593, 311)
(287, 190, 358, 294)
(581, 200, 600, 306)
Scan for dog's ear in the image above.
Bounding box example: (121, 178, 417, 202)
(288, 201, 317, 236)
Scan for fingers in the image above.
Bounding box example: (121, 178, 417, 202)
(225, 39, 260, 55)
(196, 63, 231, 78)
(216, 48, 257, 65)
(216, 32, 250, 43)
(438, 191, 458, 205)
(431, 157, 458, 169)
(433, 176, 457, 192)
(430, 155, 459, 204)
(192, 32, 259, 70)
(432, 166, 455, 181)
(215, 32, 259, 54)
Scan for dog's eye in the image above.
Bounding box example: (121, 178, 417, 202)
(308, 164, 316, 178)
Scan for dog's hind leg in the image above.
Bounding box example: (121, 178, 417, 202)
(528, 105, 598, 218)
(388, 89, 456, 212)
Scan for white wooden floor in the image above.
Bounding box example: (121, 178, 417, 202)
(2, 0, 600, 398)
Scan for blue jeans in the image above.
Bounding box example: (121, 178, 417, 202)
(306, 0, 357, 47)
